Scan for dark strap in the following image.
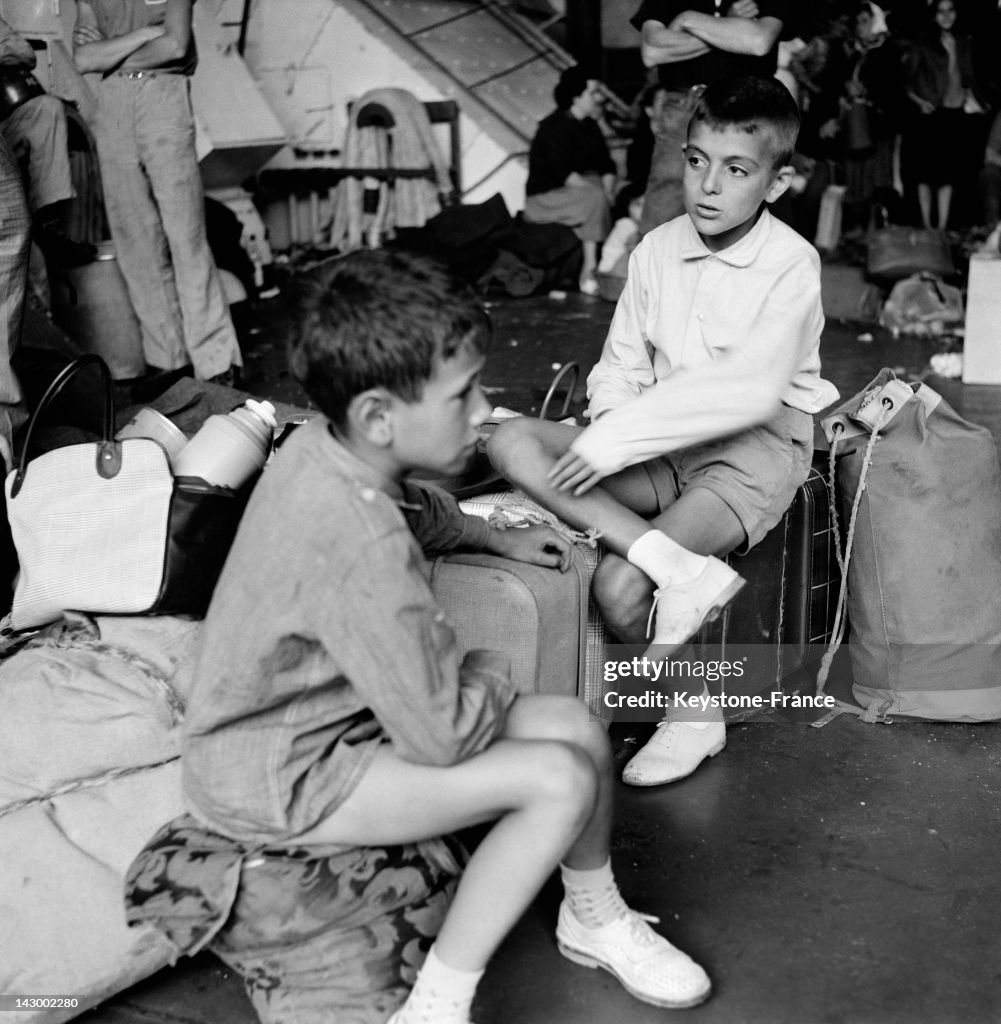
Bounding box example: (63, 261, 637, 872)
(539, 361, 579, 421)
(10, 355, 115, 498)
(0, 69, 45, 122)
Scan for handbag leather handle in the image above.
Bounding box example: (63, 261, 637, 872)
(539, 361, 579, 421)
(10, 354, 116, 498)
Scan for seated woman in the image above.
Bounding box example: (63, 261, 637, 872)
(524, 67, 617, 295)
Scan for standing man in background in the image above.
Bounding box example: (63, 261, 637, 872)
(0, 16, 95, 268)
(632, 0, 785, 233)
(0, 133, 29, 473)
(72, 0, 241, 385)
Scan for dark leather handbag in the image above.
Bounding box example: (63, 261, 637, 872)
(866, 226, 955, 282)
(5, 355, 256, 630)
(0, 68, 45, 121)
(842, 100, 874, 154)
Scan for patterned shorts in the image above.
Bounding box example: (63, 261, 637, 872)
(125, 815, 466, 1024)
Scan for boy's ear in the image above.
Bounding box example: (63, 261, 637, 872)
(765, 164, 795, 205)
(345, 387, 395, 448)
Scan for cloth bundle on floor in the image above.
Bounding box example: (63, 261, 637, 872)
(329, 88, 452, 252)
(393, 192, 582, 297)
(0, 613, 200, 1023)
(878, 273, 963, 338)
(820, 369, 1001, 721)
(125, 815, 466, 1024)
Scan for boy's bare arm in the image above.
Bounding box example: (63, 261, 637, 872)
(114, 0, 193, 69)
(73, 2, 164, 73)
(639, 18, 711, 67)
(674, 6, 782, 58)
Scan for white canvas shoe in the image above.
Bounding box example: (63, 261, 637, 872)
(556, 900, 712, 1009)
(646, 557, 745, 652)
(622, 712, 726, 787)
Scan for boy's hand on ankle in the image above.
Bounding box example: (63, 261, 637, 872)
(549, 451, 605, 496)
(483, 524, 573, 572)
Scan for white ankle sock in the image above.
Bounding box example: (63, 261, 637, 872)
(627, 530, 706, 588)
(561, 859, 630, 929)
(396, 946, 482, 1024)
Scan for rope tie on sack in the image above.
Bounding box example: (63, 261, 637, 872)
(0, 757, 181, 821)
(815, 398, 889, 697)
(0, 612, 187, 820)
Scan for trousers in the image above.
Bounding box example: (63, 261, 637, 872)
(93, 73, 239, 378)
(639, 85, 704, 235)
(0, 134, 28, 471)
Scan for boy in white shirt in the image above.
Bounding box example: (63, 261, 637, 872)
(489, 74, 838, 787)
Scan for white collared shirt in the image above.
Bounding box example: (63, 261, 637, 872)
(574, 208, 839, 477)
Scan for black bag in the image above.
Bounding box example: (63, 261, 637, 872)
(393, 194, 514, 283)
(0, 68, 45, 121)
(842, 100, 875, 154)
(479, 217, 582, 296)
(866, 226, 955, 282)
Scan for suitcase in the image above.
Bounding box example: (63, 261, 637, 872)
(694, 450, 841, 708)
(428, 549, 590, 701)
(429, 484, 616, 712)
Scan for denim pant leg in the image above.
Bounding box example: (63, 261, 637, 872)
(639, 87, 701, 235)
(135, 77, 240, 380)
(0, 136, 28, 471)
(95, 77, 187, 371)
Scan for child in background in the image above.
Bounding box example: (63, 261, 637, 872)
(490, 75, 839, 788)
(180, 250, 714, 1022)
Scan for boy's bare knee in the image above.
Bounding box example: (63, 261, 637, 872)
(527, 740, 599, 813)
(486, 416, 538, 476)
(551, 702, 612, 774)
(506, 695, 611, 775)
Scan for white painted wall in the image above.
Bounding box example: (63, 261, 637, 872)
(240, 0, 528, 213)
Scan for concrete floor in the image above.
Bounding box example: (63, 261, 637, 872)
(78, 269, 1001, 1024)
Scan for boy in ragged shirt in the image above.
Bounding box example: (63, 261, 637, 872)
(181, 250, 714, 1023)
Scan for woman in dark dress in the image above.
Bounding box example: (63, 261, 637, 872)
(903, 0, 985, 229)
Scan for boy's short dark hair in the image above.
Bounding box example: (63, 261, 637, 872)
(689, 75, 800, 169)
(287, 250, 490, 427)
(554, 66, 589, 111)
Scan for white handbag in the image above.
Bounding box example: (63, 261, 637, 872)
(5, 355, 253, 631)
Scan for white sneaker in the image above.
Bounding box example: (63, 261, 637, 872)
(556, 900, 712, 1009)
(621, 713, 726, 787)
(646, 557, 745, 652)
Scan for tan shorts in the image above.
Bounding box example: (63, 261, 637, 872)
(643, 404, 814, 553)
